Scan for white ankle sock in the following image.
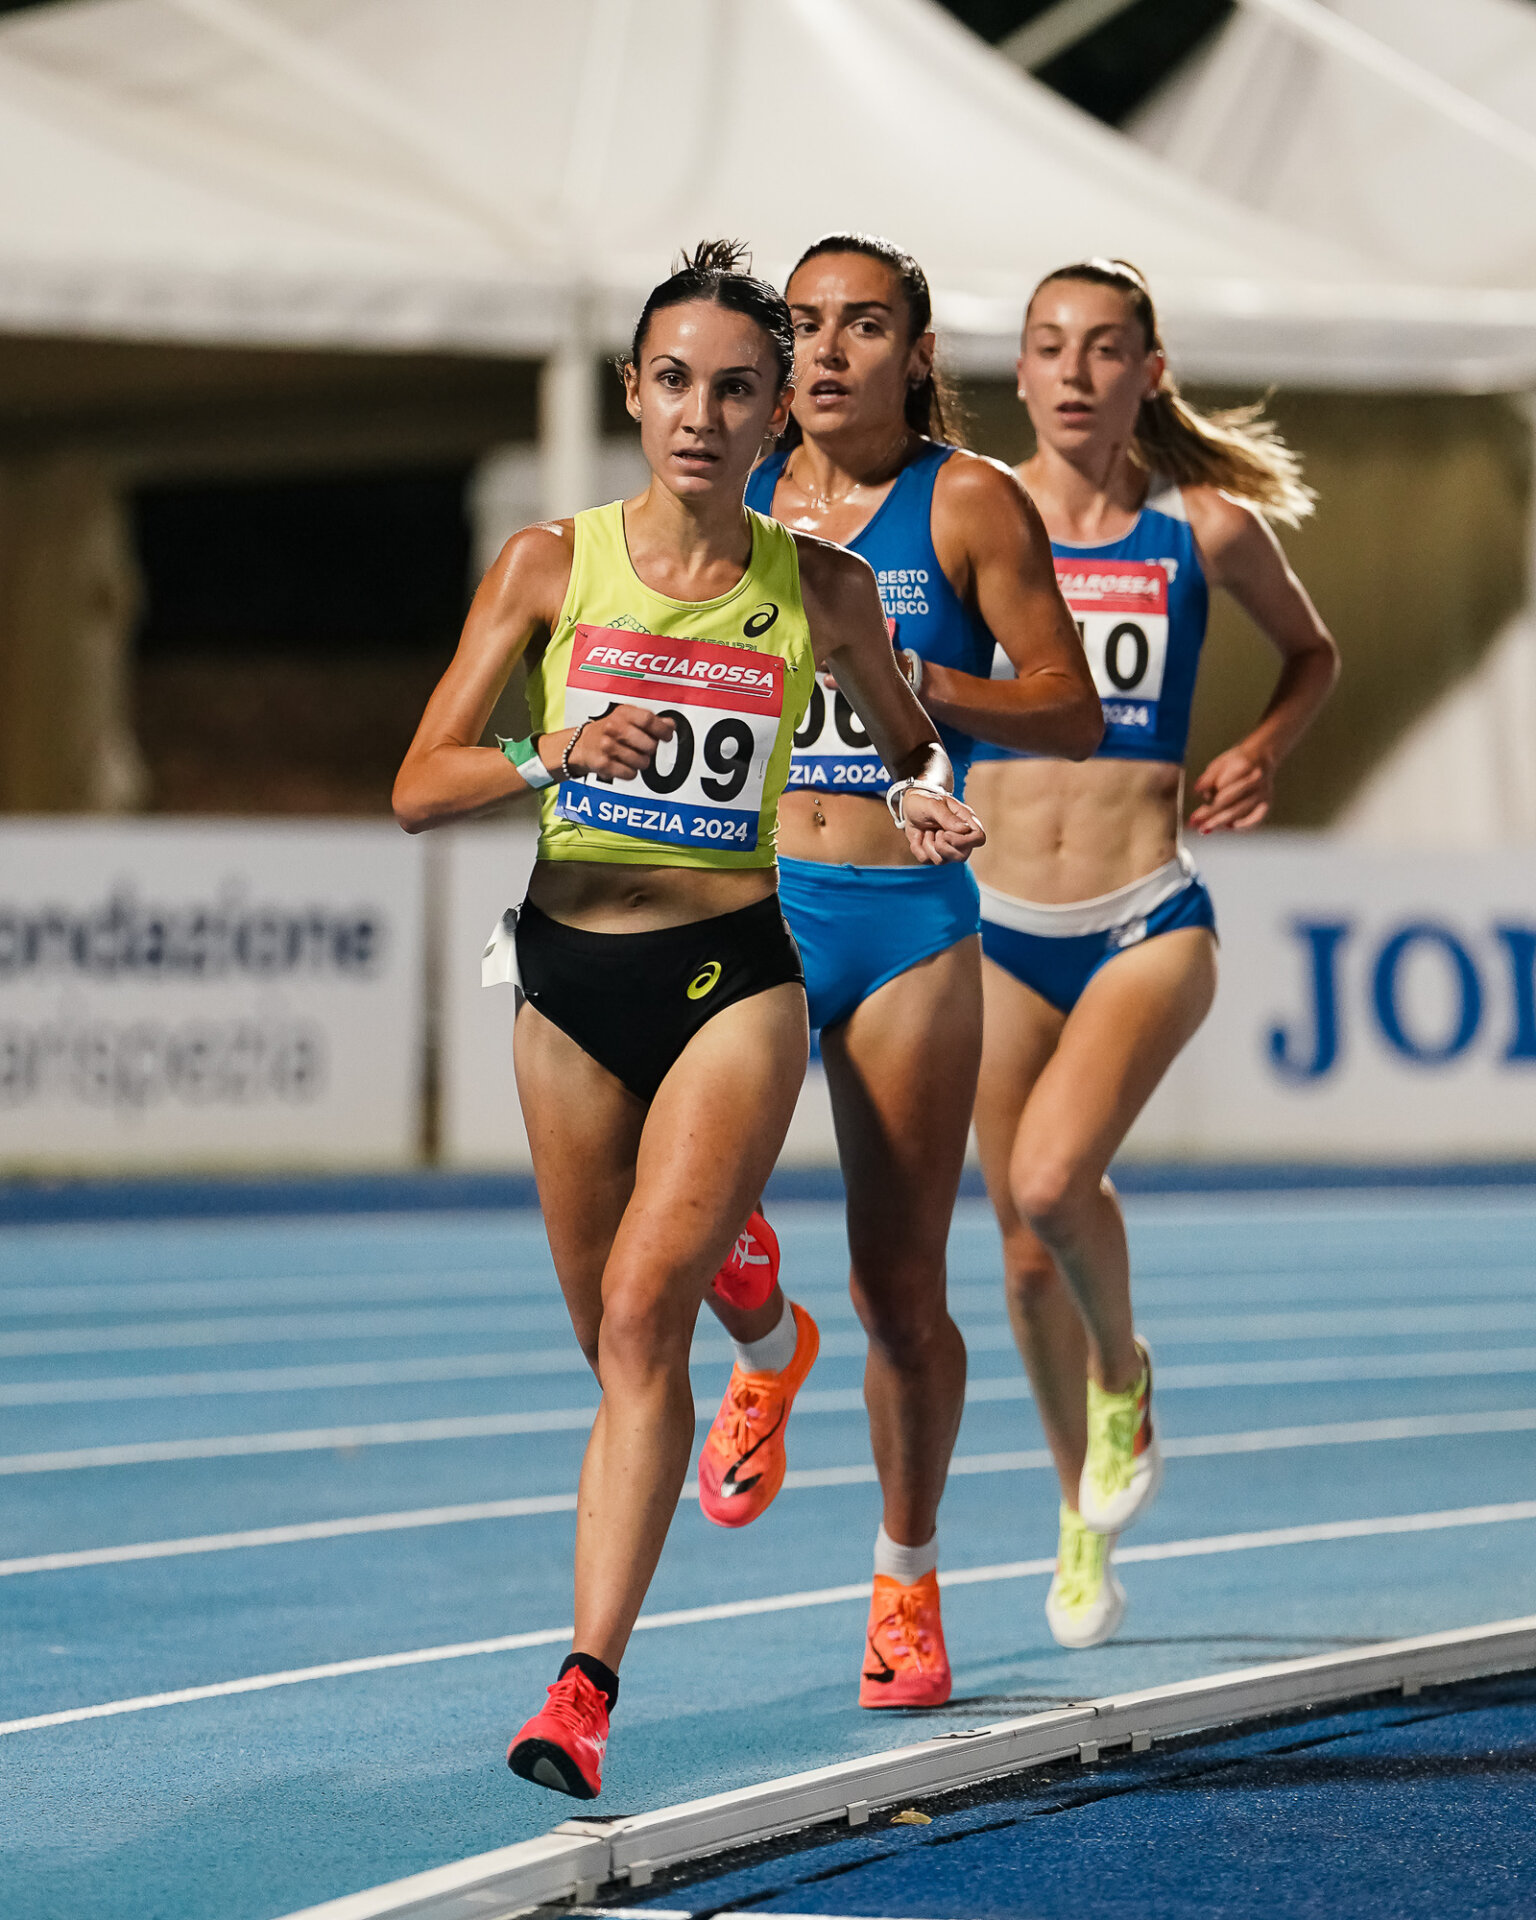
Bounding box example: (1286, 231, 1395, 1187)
(732, 1298, 797, 1375)
(874, 1523, 938, 1585)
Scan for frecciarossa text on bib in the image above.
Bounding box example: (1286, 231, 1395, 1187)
(556, 625, 785, 851)
(1056, 558, 1170, 737)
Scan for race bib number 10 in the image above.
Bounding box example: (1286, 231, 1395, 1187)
(556, 625, 785, 851)
(1054, 559, 1170, 737)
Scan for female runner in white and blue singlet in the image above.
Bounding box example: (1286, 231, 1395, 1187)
(969, 259, 1339, 1649)
(694, 234, 1101, 1710)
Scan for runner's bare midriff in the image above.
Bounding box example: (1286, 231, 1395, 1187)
(527, 859, 775, 934)
(966, 757, 1182, 905)
(777, 789, 922, 868)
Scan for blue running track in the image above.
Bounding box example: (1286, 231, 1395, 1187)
(1, 1189, 1534, 1919)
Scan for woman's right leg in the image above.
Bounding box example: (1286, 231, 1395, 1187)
(980, 932, 1217, 1519)
(517, 985, 808, 1672)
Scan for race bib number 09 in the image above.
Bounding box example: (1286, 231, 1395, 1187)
(1055, 559, 1169, 736)
(556, 625, 785, 851)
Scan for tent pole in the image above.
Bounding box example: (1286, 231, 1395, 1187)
(999, 0, 1140, 74)
(540, 306, 600, 521)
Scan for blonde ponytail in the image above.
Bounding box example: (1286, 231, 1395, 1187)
(1030, 260, 1316, 526)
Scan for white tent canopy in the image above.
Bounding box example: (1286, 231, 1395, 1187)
(1130, 0, 1536, 289)
(1130, 0, 1536, 847)
(1, 0, 1535, 390)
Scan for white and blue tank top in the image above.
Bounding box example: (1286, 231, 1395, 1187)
(973, 478, 1209, 767)
(745, 441, 998, 795)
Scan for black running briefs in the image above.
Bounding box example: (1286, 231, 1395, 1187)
(514, 893, 805, 1102)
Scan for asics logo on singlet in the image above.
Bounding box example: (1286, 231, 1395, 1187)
(687, 961, 723, 1000)
(743, 602, 779, 637)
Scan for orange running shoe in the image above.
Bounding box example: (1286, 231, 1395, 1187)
(507, 1667, 609, 1799)
(697, 1301, 819, 1527)
(859, 1570, 953, 1709)
(711, 1209, 780, 1312)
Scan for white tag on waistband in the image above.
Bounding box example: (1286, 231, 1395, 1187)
(481, 907, 521, 988)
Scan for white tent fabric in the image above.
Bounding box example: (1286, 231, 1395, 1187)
(1, 0, 1535, 386)
(1132, 0, 1536, 846)
(1130, 0, 1536, 288)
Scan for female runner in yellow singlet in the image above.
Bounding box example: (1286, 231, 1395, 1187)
(393, 242, 983, 1800)
(970, 260, 1339, 1649)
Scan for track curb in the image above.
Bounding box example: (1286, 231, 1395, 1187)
(275, 1613, 1536, 1919)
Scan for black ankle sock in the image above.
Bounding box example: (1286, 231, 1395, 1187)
(559, 1652, 619, 1710)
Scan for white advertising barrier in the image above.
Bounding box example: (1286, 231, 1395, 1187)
(0, 821, 424, 1172)
(1126, 837, 1536, 1161)
(442, 831, 1536, 1171)
(439, 818, 838, 1168)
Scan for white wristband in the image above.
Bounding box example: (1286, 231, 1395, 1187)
(885, 776, 952, 829)
(899, 647, 925, 695)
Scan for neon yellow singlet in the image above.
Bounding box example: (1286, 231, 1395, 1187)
(527, 501, 814, 870)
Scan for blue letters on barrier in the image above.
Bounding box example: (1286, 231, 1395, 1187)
(1268, 920, 1352, 1082)
(1496, 926, 1536, 1062)
(1371, 923, 1481, 1065)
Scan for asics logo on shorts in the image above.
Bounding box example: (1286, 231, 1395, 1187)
(687, 960, 723, 1000)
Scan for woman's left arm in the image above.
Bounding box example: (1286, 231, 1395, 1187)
(1185, 490, 1340, 835)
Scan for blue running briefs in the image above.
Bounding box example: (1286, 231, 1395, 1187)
(779, 855, 980, 1032)
(980, 859, 1216, 1015)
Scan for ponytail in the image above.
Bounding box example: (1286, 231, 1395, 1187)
(780, 232, 966, 449)
(1029, 259, 1315, 526)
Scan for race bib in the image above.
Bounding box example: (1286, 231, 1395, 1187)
(786, 620, 895, 794)
(555, 625, 785, 851)
(1056, 559, 1169, 737)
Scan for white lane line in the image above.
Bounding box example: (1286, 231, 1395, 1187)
(0, 1307, 572, 1359)
(0, 1496, 581, 1574)
(5, 1499, 1535, 1739)
(0, 1339, 883, 1407)
(960, 1350, 1536, 1405)
(12, 1343, 1536, 1410)
(0, 1408, 603, 1476)
(0, 1272, 544, 1318)
(10, 1383, 1536, 1484)
(13, 1300, 1536, 1361)
(6, 1408, 1533, 1579)
(0, 1353, 600, 1405)
(1141, 1303, 1536, 1344)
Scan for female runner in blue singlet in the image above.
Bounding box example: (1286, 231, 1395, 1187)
(694, 234, 1101, 1710)
(969, 260, 1339, 1649)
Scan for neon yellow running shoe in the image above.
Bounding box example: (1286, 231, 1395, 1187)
(1045, 1503, 1126, 1649)
(1079, 1337, 1162, 1534)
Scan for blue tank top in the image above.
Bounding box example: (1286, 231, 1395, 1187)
(972, 479, 1208, 767)
(745, 441, 997, 796)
